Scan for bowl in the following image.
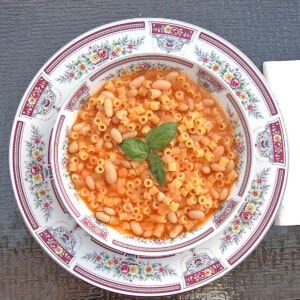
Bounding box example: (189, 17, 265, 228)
(50, 52, 253, 256)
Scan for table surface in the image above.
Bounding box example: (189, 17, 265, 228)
(1, 1, 300, 299)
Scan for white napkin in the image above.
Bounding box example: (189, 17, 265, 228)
(263, 60, 300, 226)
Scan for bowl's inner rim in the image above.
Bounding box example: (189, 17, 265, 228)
(53, 53, 254, 250)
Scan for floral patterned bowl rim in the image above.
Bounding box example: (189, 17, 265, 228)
(50, 51, 253, 256)
(9, 18, 288, 296)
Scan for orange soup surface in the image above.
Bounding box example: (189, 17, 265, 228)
(67, 70, 239, 240)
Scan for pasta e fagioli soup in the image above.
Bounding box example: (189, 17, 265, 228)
(52, 54, 252, 256)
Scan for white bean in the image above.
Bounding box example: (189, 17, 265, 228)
(68, 141, 78, 153)
(72, 122, 86, 132)
(169, 224, 183, 239)
(210, 188, 220, 199)
(148, 89, 162, 99)
(130, 220, 143, 236)
(104, 161, 117, 184)
(127, 88, 138, 97)
(104, 98, 113, 117)
(213, 146, 224, 161)
(219, 188, 229, 201)
(167, 211, 178, 224)
(111, 128, 123, 143)
(210, 163, 226, 172)
(152, 79, 171, 90)
(165, 71, 179, 82)
(85, 175, 95, 190)
(225, 160, 235, 172)
(188, 210, 205, 220)
(96, 211, 111, 223)
(104, 207, 116, 216)
(202, 166, 211, 174)
(177, 103, 189, 112)
(122, 131, 137, 139)
(129, 76, 145, 89)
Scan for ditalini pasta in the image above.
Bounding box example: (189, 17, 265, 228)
(67, 70, 239, 239)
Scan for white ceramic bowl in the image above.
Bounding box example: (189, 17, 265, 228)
(51, 52, 253, 256)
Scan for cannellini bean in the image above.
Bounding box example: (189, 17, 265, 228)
(210, 187, 219, 199)
(156, 192, 166, 202)
(104, 98, 113, 117)
(129, 76, 145, 89)
(165, 71, 179, 82)
(111, 128, 123, 143)
(96, 211, 111, 223)
(152, 79, 171, 90)
(85, 176, 95, 190)
(177, 103, 189, 111)
(122, 131, 137, 139)
(188, 210, 205, 220)
(130, 220, 143, 236)
(213, 145, 224, 161)
(72, 122, 86, 132)
(127, 88, 138, 97)
(121, 160, 132, 168)
(203, 98, 215, 106)
(104, 161, 117, 184)
(68, 141, 78, 153)
(169, 224, 183, 239)
(148, 89, 162, 99)
(167, 211, 178, 224)
(219, 188, 229, 201)
(210, 163, 226, 172)
(104, 206, 116, 216)
(202, 166, 211, 174)
(226, 160, 235, 172)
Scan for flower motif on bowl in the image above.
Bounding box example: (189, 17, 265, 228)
(220, 168, 270, 252)
(25, 125, 53, 221)
(56, 35, 145, 83)
(82, 251, 177, 282)
(195, 47, 263, 119)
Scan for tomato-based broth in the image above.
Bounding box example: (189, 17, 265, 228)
(67, 70, 239, 240)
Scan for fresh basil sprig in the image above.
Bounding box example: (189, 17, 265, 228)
(145, 122, 178, 150)
(148, 151, 166, 187)
(120, 122, 178, 186)
(119, 138, 149, 161)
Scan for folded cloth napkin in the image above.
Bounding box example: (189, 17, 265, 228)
(263, 60, 300, 226)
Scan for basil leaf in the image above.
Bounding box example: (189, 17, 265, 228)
(120, 138, 149, 161)
(148, 151, 166, 186)
(146, 122, 178, 151)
